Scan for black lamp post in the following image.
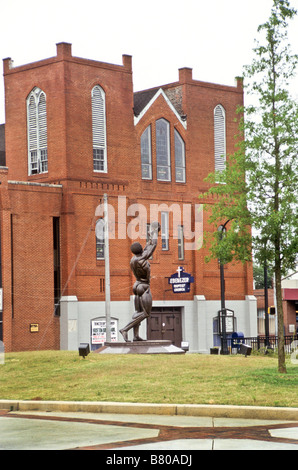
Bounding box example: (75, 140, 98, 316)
(264, 260, 270, 348)
(217, 220, 231, 355)
(261, 239, 271, 348)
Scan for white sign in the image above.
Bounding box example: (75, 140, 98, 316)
(91, 319, 117, 344)
(225, 316, 234, 334)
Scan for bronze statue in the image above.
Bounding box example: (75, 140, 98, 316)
(120, 222, 160, 342)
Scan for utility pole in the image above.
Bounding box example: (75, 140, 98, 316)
(103, 193, 111, 343)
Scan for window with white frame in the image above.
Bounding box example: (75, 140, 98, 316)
(141, 126, 152, 179)
(161, 212, 169, 250)
(92, 85, 107, 172)
(174, 129, 185, 183)
(214, 104, 226, 174)
(178, 225, 184, 260)
(27, 87, 48, 175)
(156, 119, 171, 181)
(95, 219, 105, 259)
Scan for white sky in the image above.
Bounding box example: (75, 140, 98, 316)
(0, 0, 298, 124)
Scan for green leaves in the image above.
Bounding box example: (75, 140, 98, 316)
(202, 1, 298, 278)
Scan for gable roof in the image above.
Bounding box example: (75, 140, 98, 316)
(134, 87, 187, 129)
(133, 88, 160, 117)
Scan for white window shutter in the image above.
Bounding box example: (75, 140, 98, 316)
(38, 93, 47, 149)
(28, 95, 38, 152)
(214, 105, 226, 173)
(27, 87, 48, 175)
(92, 85, 107, 172)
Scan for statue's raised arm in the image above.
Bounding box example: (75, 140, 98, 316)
(141, 221, 160, 260)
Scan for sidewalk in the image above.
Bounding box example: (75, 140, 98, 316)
(1, 400, 298, 450)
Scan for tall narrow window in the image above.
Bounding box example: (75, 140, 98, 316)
(53, 217, 61, 317)
(27, 87, 48, 175)
(141, 126, 152, 179)
(178, 225, 184, 260)
(174, 129, 185, 182)
(156, 119, 171, 181)
(161, 212, 169, 250)
(96, 219, 105, 259)
(92, 85, 107, 172)
(214, 105, 226, 174)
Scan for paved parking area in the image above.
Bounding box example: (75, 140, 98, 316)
(1, 408, 298, 451)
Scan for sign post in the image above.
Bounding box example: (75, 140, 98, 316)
(103, 194, 111, 343)
(218, 308, 235, 354)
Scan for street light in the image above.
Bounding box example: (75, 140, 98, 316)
(217, 220, 231, 355)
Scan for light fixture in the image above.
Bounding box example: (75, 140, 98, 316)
(239, 343, 252, 357)
(78, 343, 90, 358)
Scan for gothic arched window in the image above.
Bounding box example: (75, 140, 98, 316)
(27, 87, 48, 175)
(92, 85, 107, 172)
(214, 104, 226, 174)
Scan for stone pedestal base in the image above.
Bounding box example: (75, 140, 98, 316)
(94, 340, 185, 355)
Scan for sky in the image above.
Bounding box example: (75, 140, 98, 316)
(0, 0, 298, 124)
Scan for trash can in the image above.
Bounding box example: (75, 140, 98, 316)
(231, 332, 244, 353)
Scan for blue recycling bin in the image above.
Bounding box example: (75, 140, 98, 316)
(231, 332, 244, 351)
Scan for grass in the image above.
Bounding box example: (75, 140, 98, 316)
(0, 351, 298, 408)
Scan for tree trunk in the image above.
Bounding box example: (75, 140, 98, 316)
(275, 262, 287, 373)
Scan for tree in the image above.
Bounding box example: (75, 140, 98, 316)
(202, 0, 298, 373)
(253, 264, 273, 290)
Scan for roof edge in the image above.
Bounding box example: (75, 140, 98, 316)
(134, 88, 187, 129)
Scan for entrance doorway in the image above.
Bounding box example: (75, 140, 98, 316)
(147, 307, 182, 347)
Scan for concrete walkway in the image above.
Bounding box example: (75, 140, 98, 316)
(0, 400, 298, 451)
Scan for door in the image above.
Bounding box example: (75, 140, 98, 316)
(147, 307, 182, 347)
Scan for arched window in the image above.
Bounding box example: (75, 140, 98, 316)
(27, 87, 48, 175)
(141, 126, 152, 179)
(92, 85, 107, 172)
(156, 118, 171, 181)
(214, 104, 226, 173)
(174, 129, 185, 183)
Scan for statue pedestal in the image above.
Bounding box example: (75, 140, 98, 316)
(94, 340, 185, 355)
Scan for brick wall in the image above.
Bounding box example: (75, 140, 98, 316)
(0, 179, 62, 351)
(1, 44, 253, 351)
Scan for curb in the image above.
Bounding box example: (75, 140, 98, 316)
(1, 400, 298, 421)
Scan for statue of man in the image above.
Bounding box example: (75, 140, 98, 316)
(120, 222, 160, 342)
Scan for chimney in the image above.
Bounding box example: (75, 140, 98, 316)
(56, 42, 72, 59)
(122, 54, 132, 71)
(179, 67, 193, 84)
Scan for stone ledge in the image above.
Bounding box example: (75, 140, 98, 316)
(95, 340, 185, 354)
(1, 400, 298, 420)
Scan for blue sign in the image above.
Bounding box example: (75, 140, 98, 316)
(168, 267, 194, 294)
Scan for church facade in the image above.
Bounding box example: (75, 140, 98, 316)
(0, 43, 257, 353)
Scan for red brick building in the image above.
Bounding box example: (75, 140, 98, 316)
(254, 282, 298, 337)
(0, 43, 257, 353)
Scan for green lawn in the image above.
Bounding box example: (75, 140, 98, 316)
(0, 351, 297, 408)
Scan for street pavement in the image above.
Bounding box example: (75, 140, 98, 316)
(0, 400, 298, 452)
